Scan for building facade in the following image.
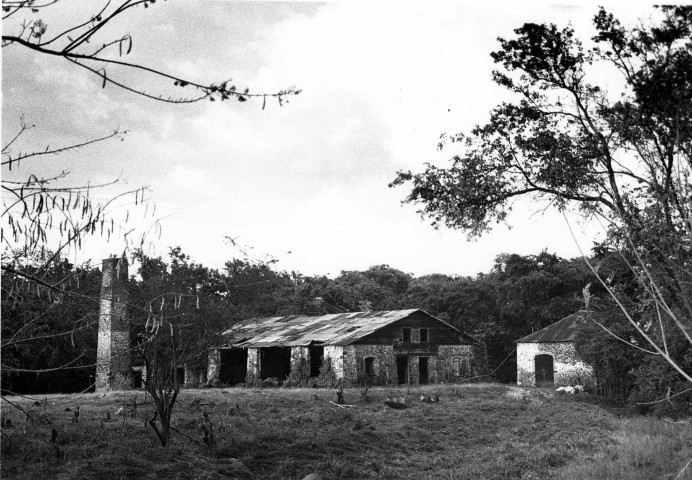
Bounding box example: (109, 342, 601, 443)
(516, 310, 595, 387)
(209, 303, 476, 386)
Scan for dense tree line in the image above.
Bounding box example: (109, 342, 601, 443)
(4, 242, 688, 413)
(1, 246, 624, 392)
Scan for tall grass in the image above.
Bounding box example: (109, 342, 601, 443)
(555, 417, 692, 480)
(1, 385, 690, 479)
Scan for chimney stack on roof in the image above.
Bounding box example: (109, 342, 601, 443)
(306, 297, 325, 316)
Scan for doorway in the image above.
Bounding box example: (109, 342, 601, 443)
(220, 348, 248, 385)
(260, 347, 292, 380)
(309, 346, 324, 377)
(535, 354, 554, 386)
(396, 356, 408, 384)
(419, 357, 429, 384)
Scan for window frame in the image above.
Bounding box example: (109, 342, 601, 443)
(420, 328, 429, 343)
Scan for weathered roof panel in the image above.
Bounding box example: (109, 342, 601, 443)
(220, 309, 459, 348)
(516, 310, 598, 343)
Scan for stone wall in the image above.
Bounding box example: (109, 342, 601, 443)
(323, 345, 344, 379)
(517, 342, 593, 387)
(407, 355, 420, 384)
(343, 345, 396, 385)
(434, 345, 475, 383)
(207, 342, 478, 388)
(246, 348, 261, 379)
(340, 344, 475, 386)
(96, 257, 132, 392)
(207, 349, 221, 385)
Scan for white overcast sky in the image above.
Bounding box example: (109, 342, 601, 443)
(2, 2, 655, 277)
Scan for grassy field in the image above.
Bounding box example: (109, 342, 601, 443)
(1, 383, 690, 480)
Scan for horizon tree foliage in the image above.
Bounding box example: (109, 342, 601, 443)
(1, 247, 615, 394)
(391, 6, 692, 402)
(1, 253, 101, 394)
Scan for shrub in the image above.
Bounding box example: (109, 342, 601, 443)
(283, 358, 311, 388)
(315, 357, 341, 388)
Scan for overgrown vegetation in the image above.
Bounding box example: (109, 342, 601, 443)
(4, 245, 681, 411)
(2, 385, 691, 480)
(391, 5, 692, 411)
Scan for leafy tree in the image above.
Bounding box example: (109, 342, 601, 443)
(392, 6, 692, 398)
(391, 7, 690, 247)
(130, 248, 230, 446)
(222, 257, 297, 318)
(1, 253, 101, 394)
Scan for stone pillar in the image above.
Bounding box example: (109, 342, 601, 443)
(324, 346, 344, 379)
(247, 348, 260, 378)
(408, 356, 420, 385)
(207, 349, 220, 385)
(96, 257, 133, 392)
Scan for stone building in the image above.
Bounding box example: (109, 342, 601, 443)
(208, 299, 475, 386)
(516, 310, 594, 387)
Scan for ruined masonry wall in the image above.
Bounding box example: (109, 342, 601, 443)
(323, 346, 344, 379)
(517, 342, 593, 387)
(408, 355, 420, 385)
(207, 350, 221, 385)
(434, 345, 474, 383)
(344, 345, 396, 385)
(246, 348, 260, 379)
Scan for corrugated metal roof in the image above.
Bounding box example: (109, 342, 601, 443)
(516, 310, 598, 343)
(219, 309, 460, 348)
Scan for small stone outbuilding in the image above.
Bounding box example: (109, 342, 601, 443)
(516, 310, 594, 387)
(209, 302, 476, 386)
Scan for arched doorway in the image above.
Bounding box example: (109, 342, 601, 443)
(534, 354, 554, 386)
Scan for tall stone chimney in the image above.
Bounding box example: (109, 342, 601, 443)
(96, 257, 132, 392)
(306, 297, 325, 316)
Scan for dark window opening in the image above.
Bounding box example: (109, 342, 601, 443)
(420, 329, 428, 343)
(419, 357, 429, 384)
(260, 346, 292, 381)
(309, 346, 324, 377)
(175, 367, 185, 386)
(364, 357, 375, 377)
(220, 348, 248, 385)
(133, 370, 143, 389)
(402, 328, 411, 342)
